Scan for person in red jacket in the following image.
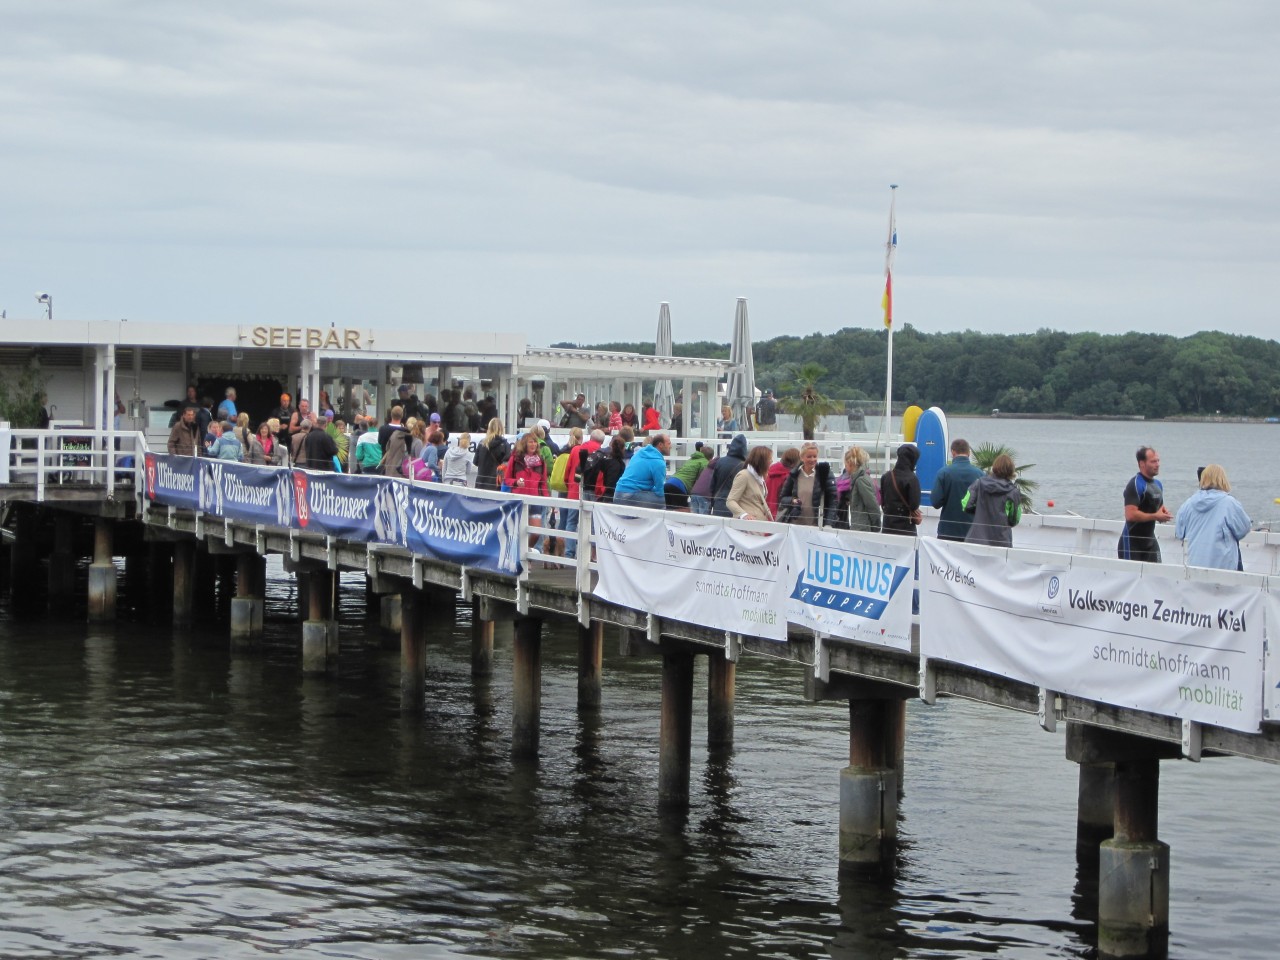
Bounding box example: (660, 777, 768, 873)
(563, 428, 603, 559)
(766, 447, 800, 518)
(641, 403, 662, 433)
(508, 431, 550, 549)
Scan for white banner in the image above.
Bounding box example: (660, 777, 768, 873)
(593, 505, 789, 641)
(785, 527, 915, 651)
(919, 539, 1264, 733)
(1265, 592, 1280, 724)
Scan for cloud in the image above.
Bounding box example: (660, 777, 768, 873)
(2, 0, 1278, 342)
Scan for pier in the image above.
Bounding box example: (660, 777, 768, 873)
(4, 431, 1280, 960)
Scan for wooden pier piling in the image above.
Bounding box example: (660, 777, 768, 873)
(512, 616, 543, 758)
(658, 651, 695, 807)
(87, 517, 116, 621)
(577, 621, 603, 711)
(400, 589, 426, 713)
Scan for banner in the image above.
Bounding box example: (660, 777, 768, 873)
(1265, 592, 1280, 724)
(200, 460, 294, 527)
(593, 506, 789, 641)
(404, 484, 523, 576)
(144, 453, 202, 510)
(291, 469, 408, 546)
(785, 527, 915, 651)
(919, 539, 1264, 733)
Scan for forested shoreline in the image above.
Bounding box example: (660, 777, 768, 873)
(570, 326, 1280, 419)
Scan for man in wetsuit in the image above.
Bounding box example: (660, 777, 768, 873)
(1117, 445, 1172, 561)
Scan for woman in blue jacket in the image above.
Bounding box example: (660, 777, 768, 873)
(1174, 464, 1251, 570)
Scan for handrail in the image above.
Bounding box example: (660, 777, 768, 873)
(3, 428, 144, 501)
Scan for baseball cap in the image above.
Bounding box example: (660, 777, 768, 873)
(537, 418, 550, 431)
(398, 383, 411, 393)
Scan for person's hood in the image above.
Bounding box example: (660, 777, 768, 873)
(1187, 488, 1228, 514)
(974, 474, 1018, 497)
(726, 433, 748, 459)
(688, 448, 708, 465)
(444, 445, 470, 465)
(893, 443, 919, 471)
(766, 460, 790, 479)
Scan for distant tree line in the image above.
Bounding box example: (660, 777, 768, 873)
(563, 326, 1280, 418)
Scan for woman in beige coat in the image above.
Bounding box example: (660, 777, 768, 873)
(726, 446, 774, 521)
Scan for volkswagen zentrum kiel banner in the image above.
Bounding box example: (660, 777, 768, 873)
(920, 539, 1264, 733)
(593, 505, 789, 641)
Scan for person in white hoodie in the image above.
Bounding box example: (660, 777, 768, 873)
(440, 433, 479, 487)
(1175, 464, 1251, 570)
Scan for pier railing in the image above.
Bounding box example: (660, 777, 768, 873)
(128, 450, 1280, 753)
(0, 428, 144, 501)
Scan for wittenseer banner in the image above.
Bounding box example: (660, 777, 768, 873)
(593, 506, 789, 641)
(404, 484, 523, 576)
(785, 527, 915, 651)
(919, 539, 1264, 733)
(144, 453, 202, 510)
(201, 460, 294, 528)
(291, 470, 408, 546)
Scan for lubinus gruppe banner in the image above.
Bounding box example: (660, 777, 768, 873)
(784, 526, 915, 651)
(919, 538, 1265, 734)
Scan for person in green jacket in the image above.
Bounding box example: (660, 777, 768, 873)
(666, 441, 709, 511)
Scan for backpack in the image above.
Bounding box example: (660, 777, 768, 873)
(581, 448, 610, 497)
(401, 456, 433, 482)
(549, 451, 571, 492)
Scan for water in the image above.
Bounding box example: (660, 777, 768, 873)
(946, 416, 1279, 525)
(2, 419, 1279, 959)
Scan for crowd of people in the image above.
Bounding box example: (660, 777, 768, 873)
(163, 383, 1253, 571)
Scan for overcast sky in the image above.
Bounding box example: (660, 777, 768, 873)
(3, 1, 1277, 346)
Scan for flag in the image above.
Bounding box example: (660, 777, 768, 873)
(883, 190, 897, 330)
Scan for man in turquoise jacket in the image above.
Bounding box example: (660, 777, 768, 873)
(613, 433, 673, 510)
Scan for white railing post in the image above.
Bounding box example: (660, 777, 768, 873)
(106, 429, 116, 499)
(576, 500, 593, 595)
(35, 433, 46, 500)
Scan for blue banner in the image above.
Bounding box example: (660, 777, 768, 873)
(404, 484, 523, 576)
(291, 469, 408, 545)
(200, 460, 294, 527)
(144, 453, 202, 510)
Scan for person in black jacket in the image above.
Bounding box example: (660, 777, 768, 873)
(473, 418, 511, 491)
(776, 442, 839, 526)
(880, 443, 921, 536)
(709, 433, 748, 517)
(300, 416, 339, 471)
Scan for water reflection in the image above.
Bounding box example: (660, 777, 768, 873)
(2, 554, 1278, 958)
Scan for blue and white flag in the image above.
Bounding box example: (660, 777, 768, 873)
(201, 460, 294, 527)
(404, 485, 522, 576)
(144, 453, 202, 511)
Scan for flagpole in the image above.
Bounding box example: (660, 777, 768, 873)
(882, 184, 898, 472)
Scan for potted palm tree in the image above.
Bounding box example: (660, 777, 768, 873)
(778, 363, 843, 441)
(971, 442, 1038, 510)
